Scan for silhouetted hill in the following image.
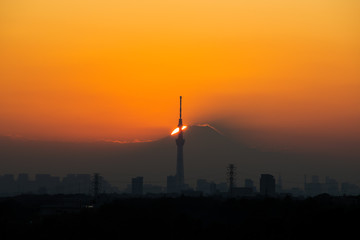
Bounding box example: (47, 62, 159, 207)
(0, 125, 355, 189)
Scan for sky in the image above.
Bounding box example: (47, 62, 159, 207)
(1, 0, 359, 155)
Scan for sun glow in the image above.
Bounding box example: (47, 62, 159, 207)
(171, 126, 187, 135)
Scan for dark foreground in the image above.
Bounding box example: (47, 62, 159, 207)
(1, 194, 360, 239)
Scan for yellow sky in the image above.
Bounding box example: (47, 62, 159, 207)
(0, 0, 359, 148)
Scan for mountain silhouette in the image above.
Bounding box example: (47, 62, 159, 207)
(0, 125, 350, 189)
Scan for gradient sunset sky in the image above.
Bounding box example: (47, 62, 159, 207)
(1, 0, 359, 154)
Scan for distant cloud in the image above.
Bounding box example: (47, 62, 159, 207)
(194, 123, 224, 135)
(101, 138, 154, 144)
(2, 133, 32, 141)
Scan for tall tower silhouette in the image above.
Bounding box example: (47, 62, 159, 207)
(176, 96, 185, 191)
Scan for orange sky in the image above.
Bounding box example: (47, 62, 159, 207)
(1, 0, 359, 152)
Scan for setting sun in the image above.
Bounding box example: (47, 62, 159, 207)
(171, 126, 187, 135)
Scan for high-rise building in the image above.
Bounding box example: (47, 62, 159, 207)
(196, 179, 211, 194)
(62, 174, 77, 194)
(325, 176, 339, 196)
(167, 175, 177, 193)
(131, 176, 143, 195)
(35, 174, 52, 194)
(276, 174, 283, 193)
(0, 174, 15, 196)
(77, 174, 92, 194)
(312, 175, 319, 184)
(341, 182, 360, 196)
(305, 175, 323, 196)
(143, 184, 164, 194)
(260, 174, 276, 196)
(216, 182, 228, 193)
(17, 173, 30, 194)
(209, 182, 217, 195)
(35, 174, 60, 194)
(245, 178, 256, 192)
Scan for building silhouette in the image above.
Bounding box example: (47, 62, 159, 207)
(245, 178, 256, 192)
(209, 182, 217, 195)
(143, 184, 164, 194)
(303, 175, 342, 197)
(0, 174, 15, 196)
(260, 174, 276, 196)
(167, 175, 177, 193)
(196, 179, 218, 195)
(304, 175, 323, 196)
(196, 179, 210, 195)
(276, 174, 283, 193)
(0, 173, 118, 196)
(35, 174, 60, 194)
(77, 174, 92, 194)
(325, 176, 339, 196)
(216, 182, 228, 193)
(232, 187, 253, 197)
(132, 177, 143, 195)
(341, 182, 360, 195)
(17, 173, 30, 194)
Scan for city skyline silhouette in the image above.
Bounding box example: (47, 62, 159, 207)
(1, 1, 359, 238)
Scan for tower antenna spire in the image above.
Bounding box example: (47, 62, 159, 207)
(180, 96, 182, 119)
(178, 96, 183, 127)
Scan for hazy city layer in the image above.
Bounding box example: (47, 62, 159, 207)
(1, 171, 359, 198)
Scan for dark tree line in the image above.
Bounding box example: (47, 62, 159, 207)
(1, 194, 360, 239)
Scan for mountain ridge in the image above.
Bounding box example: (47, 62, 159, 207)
(0, 125, 356, 189)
